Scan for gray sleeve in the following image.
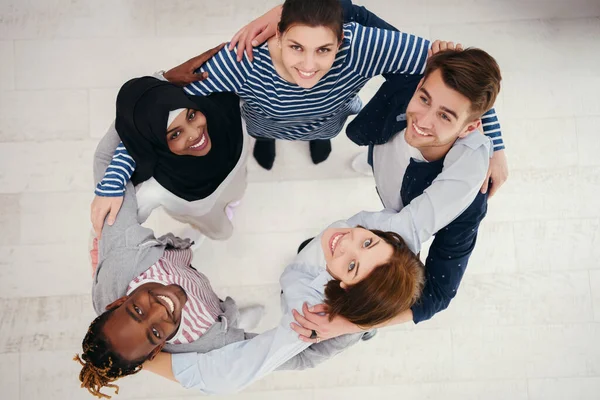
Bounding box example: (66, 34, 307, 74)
(94, 124, 152, 254)
(276, 332, 363, 371)
(93, 122, 122, 184)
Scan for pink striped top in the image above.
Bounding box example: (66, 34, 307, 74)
(126, 248, 222, 345)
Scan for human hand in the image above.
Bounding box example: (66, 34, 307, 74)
(481, 149, 508, 198)
(290, 303, 362, 343)
(91, 195, 124, 238)
(427, 40, 464, 59)
(163, 42, 226, 86)
(229, 5, 282, 62)
(90, 237, 99, 276)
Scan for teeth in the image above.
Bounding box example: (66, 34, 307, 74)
(157, 295, 174, 313)
(330, 234, 342, 253)
(190, 134, 206, 149)
(298, 69, 316, 77)
(413, 123, 431, 136)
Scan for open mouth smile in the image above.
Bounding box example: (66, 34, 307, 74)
(188, 130, 208, 151)
(412, 123, 432, 137)
(156, 294, 175, 319)
(295, 68, 317, 79)
(329, 232, 346, 256)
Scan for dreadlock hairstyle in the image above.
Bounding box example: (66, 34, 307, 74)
(73, 310, 145, 399)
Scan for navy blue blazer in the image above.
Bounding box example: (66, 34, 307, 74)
(340, 0, 489, 322)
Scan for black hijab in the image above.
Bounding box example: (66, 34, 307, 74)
(115, 77, 243, 201)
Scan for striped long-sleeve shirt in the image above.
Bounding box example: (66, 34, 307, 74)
(481, 109, 503, 151)
(95, 142, 136, 196)
(184, 22, 430, 141)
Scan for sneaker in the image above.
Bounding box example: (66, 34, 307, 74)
(237, 305, 265, 332)
(351, 151, 373, 176)
(225, 200, 242, 222)
(297, 237, 314, 254)
(361, 329, 378, 341)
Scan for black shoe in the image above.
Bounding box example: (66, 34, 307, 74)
(253, 139, 276, 170)
(297, 237, 314, 254)
(309, 139, 331, 164)
(361, 329, 378, 341)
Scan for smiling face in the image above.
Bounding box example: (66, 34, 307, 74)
(404, 69, 481, 161)
(277, 24, 340, 89)
(321, 226, 393, 288)
(166, 108, 212, 156)
(101, 282, 188, 362)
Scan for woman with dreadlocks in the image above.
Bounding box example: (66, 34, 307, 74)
(74, 312, 142, 399)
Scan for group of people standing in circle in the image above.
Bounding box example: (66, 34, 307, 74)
(75, 0, 507, 398)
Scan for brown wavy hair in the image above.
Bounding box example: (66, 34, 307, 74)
(324, 229, 425, 328)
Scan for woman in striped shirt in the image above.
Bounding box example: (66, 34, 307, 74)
(178, 0, 430, 170)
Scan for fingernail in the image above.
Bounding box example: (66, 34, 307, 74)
(108, 220, 114, 225)
(308, 307, 314, 312)
(252, 40, 258, 46)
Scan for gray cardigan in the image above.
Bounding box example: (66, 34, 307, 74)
(92, 123, 362, 367)
(92, 125, 248, 354)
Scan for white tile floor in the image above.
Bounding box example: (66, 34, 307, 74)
(1, 1, 599, 399)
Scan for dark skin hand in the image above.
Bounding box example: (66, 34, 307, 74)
(163, 42, 226, 86)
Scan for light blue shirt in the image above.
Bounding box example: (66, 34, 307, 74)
(373, 128, 492, 234)
(171, 211, 423, 394)
(171, 222, 337, 394)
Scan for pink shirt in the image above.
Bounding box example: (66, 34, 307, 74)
(127, 248, 222, 344)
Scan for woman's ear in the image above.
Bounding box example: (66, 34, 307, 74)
(106, 296, 128, 311)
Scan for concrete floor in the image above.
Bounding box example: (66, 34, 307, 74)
(1, 0, 600, 399)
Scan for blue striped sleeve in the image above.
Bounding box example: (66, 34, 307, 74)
(349, 23, 429, 78)
(184, 44, 252, 97)
(95, 142, 136, 197)
(481, 108, 505, 152)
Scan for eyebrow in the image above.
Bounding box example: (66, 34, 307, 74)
(126, 307, 142, 322)
(287, 39, 335, 48)
(355, 239, 381, 278)
(420, 88, 459, 120)
(126, 307, 159, 346)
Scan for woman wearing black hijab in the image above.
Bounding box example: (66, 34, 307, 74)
(91, 73, 249, 241)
